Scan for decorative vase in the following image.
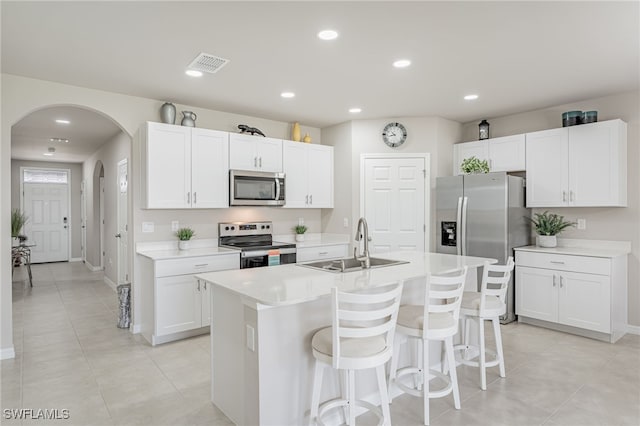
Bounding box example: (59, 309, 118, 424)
(292, 122, 301, 142)
(295, 234, 305, 242)
(538, 235, 557, 248)
(178, 240, 190, 250)
(160, 102, 176, 124)
(302, 133, 311, 143)
(181, 111, 197, 127)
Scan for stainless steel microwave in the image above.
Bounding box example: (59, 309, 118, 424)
(229, 170, 285, 206)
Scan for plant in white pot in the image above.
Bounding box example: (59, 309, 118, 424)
(176, 227, 195, 250)
(11, 209, 28, 243)
(294, 225, 307, 242)
(528, 211, 575, 248)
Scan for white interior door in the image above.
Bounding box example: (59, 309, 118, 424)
(23, 182, 69, 263)
(362, 156, 426, 254)
(117, 159, 129, 284)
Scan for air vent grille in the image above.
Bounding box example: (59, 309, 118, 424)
(187, 53, 230, 74)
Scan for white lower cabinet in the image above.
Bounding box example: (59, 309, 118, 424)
(515, 250, 626, 342)
(296, 243, 348, 263)
(140, 252, 239, 345)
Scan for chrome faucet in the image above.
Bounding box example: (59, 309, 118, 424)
(354, 217, 371, 269)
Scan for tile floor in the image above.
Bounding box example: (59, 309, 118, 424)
(2, 261, 639, 425)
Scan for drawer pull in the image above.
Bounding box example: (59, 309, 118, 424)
(550, 261, 565, 265)
(319, 251, 329, 255)
(194, 264, 208, 268)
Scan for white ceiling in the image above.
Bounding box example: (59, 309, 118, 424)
(3, 1, 639, 158)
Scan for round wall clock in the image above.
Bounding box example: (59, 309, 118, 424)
(382, 122, 407, 148)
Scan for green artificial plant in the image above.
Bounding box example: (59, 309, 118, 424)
(460, 156, 490, 174)
(175, 227, 195, 241)
(11, 209, 28, 239)
(294, 225, 308, 235)
(528, 211, 575, 236)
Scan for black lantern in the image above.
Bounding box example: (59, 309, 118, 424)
(478, 120, 490, 140)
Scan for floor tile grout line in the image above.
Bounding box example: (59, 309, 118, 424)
(539, 383, 586, 425)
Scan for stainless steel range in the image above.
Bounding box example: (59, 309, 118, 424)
(218, 221, 296, 269)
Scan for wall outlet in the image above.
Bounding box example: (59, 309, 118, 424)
(171, 221, 179, 232)
(577, 218, 586, 230)
(343, 217, 349, 228)
(142, 222, 154, 233)
(298, 217, 304, 226)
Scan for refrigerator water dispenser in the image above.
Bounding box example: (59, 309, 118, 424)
(441, 221, 457, 247)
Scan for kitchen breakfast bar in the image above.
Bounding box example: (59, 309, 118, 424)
(195, 251, 496, 425)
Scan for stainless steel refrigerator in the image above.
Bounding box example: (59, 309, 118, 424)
(436, 172, 531, 323)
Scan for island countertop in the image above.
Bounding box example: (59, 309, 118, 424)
(195, 251, 496, 307)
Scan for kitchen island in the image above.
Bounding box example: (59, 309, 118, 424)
(196, 251, 496, 425)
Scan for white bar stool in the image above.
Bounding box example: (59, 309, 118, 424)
(454, 257, 514, 390)
(388, 267, 467, 426)
(309, 281, 404, 426)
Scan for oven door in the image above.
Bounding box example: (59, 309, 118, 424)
(240, 248, 296, 269)
(230, 170, 285, 206)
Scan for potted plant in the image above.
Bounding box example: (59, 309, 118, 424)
(528, 211, 575, 248)
(461, 156, 490, 174)
(176, 227, 195, 250)
(294, 225, 307, 242)
(11, 209, 28, 244)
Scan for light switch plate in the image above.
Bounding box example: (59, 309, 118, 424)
(142, 222, 154, 233)
(343, 218, 349, 228)
(577, 219, 586, 230)
(171, 221, 179, 232)
(298, 217, 304, 226)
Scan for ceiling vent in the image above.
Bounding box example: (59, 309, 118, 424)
(187, 53, 230, 74)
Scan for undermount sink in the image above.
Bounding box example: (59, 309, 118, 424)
(299, 257, 408, 273)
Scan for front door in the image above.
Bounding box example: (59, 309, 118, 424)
(23, 182, 69, 263)
(362, 156, 427, 253)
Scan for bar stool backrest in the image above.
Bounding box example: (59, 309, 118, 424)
(479, 257, 515, 315)
(422, 267, 468, 339)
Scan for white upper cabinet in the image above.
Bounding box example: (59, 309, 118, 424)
(526, 119, 627, 207)
(282, 141, 333, 208)
(452, 134, 525, 175)
(141, 122, 229, 209)
(229, 133, 283, 172)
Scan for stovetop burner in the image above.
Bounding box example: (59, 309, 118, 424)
(218, 221, 296, 252)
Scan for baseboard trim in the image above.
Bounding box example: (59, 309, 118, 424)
(0, 347, 16, 360)
(69, 257, 83, 262)
(84, 261, 103, 272)
(627, 324, 640, 335)
(103, 276, 117, 292)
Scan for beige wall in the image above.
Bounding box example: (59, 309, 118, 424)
(1, 74, 323, 356)
(460, 90, 640, 327)
(11, 160, 83, 259)
(321, 116, 462, 251)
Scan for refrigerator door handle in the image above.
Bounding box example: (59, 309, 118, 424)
(461, 196, 469, 256)
(456, 196, 463, 255)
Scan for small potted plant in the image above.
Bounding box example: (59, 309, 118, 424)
(528, 211, 575, 248)
(461, 156, 490, 174)
(176, 227, 195, 250)
(11, 209, 28, 244)
(294, 225, 307, 242)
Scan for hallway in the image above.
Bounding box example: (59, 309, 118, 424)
(3, 262, 232, 425)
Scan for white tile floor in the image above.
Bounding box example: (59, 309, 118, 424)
(3, 262, 640, 425)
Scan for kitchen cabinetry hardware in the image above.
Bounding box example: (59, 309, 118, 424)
(570, 191, 574, 202)
(319, 251, 328, 256)
(254, 157, 257, 167)
(550, 261, 565, 264)
(197, 280, 201, 291)
(309, 194, 313, 205)
(187, 192, 191, 204)
(559, 276, 564, 288)
(259, 157, 262, 168)
(553, 275, 557, 286)
(194, 264, 208, 267)
(305, 195, 309, 205)
(194, 192, 197, 204)
(562, 191, 567, 202)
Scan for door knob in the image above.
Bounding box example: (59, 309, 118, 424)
(115, 233, 121, 238)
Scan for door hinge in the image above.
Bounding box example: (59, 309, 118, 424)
(125, 274, 129, 281)
(422, 169, 426, 178)
(423, 224, 426, 232)
(125, 224, 128, 231)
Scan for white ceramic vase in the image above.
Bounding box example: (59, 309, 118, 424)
(178, 240, 190, 250)
(538, 235, 557, 248)
(295, 234, 305, 242)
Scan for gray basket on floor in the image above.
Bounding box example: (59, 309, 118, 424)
(117, 284, 131, 329)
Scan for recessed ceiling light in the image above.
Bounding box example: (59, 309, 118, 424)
(55, 119, 70, 124)
(349, 108, 362, 113)
(185, 69, 203, 77)
(393, 59, 411, 68)
(318, 30, 338, 40)
(464, 94, 479, 100)
(281, 92, 295, 98)
(50, 138, 69, 143)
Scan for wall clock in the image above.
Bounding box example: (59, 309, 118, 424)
(382, 122, 407, 148)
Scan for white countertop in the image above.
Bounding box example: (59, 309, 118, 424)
(136, 239, 239, 260)
(196, 251, 496, 307)
(514, 238, 631, 258)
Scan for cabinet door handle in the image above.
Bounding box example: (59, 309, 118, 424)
(570, 190, 574, 202)
(305, 195, 309, 205)
(550, 261, 565, 264)
(204, 281, 207, 290)
(187, 192, 191, 204)
(559, 276, 564, 288)
(194, 263, 208, 268)
(319, 251, 329, 256)
(254, 157, 258, 167)
(553, 275, 557, 287)
(259, 157, 262, 168)
(309, 194, 313, 205)
(562, 191, 567, 202)
(193, 192, 197, 204)
(197, 280, 201, 291)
